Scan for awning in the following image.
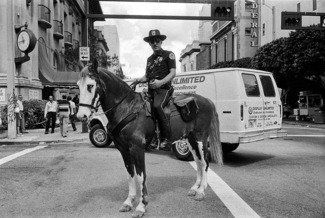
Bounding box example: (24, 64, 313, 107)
(38, 41, 80, 86)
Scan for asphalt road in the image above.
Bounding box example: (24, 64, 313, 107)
(0, 124, 324, 218)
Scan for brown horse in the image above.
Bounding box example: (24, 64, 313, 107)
(77, 59, 223, 218)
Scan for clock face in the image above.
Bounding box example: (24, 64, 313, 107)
(17, 31, 31, 52)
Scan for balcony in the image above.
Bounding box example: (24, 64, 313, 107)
(73, 39, 79, 50)
(53, 20, 64, 40)
(38, 5, 52, 29)
(64, 31, 73, 47)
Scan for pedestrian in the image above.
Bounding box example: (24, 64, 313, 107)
(72, 94, 79, 114)
(44, 96, 58, 134)
(14, 99, 22, 136)
(134, 29, 176, 151)
(67, 96, 77, 131)
(57, 95, 71, 137)
(17, 95, 28, 134)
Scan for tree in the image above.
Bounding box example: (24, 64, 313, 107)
(252, 30, 325, 106)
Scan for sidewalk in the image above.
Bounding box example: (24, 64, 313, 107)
(0, 122, 90, 145)
(282, 117, 325, 129)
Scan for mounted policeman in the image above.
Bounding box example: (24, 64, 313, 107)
(134, 29, 176, 151)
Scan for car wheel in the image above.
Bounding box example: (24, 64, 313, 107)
(89, 124, 112, 148)
(222, 143, 239, 153)
(173, 140, 193, 161)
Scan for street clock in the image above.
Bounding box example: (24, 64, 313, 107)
(17, 29, 37, 53)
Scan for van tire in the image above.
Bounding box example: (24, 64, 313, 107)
(89, 124, 112, 148)
(222, 143, 239, 153)
(173, 141, 193, 161)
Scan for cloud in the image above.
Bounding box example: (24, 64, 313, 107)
(97, 2, 204, 78)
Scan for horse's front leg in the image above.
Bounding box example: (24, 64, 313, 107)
(118, 149, 136, 212)
(131, 147, 148, 218)
(119, 170, 137, 212)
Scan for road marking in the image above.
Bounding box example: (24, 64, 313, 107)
(189, 162, 260, 218)
(0, 145, 47, 166)
(286, 135, 325, 137)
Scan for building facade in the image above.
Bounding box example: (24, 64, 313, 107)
(181, 0, 325, 71)
(0, 0, 103, 107)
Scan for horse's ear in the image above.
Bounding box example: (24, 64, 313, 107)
(93, 58, 99, 73)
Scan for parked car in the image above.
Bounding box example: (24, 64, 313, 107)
(88, 111, 112, 148)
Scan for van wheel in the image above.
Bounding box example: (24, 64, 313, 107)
(222, 143, 239, 153)
(173, 141, 193, 161)
(89, 124, 112, 148)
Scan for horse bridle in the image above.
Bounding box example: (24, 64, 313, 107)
(78, 65, 132, 115)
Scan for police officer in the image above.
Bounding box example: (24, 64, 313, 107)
(135, 29, 176, 151)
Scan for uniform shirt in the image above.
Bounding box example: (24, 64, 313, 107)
(145, 49, 176, 88)
(45, 101, 58, 114)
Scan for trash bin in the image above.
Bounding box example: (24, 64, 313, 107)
(314, 109, 325, 124)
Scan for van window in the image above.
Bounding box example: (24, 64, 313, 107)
(260, 75, 275, 97)
(242, 74, 260, 97)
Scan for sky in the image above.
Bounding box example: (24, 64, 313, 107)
(95, 2, 205, 79)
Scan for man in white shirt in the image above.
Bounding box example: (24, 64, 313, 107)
(67, 96, 77, 131)
(17, 95, 28, 135)
(44, 96, 58, 134)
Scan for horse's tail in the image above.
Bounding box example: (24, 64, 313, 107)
(208, 99, 223, 165)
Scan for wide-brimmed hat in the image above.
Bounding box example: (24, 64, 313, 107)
(143, 29, 167, 43)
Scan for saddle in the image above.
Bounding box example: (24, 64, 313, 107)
(141, 92, 199, 122)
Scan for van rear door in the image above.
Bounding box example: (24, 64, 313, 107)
(258, 74, 282, 130)
(241, 73, 264, 131)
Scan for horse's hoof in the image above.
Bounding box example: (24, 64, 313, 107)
(188, 189, 196, 196)
(132, 210, 145, 218)
(119, 204, 132, 212)
(194, 192, 205, 201)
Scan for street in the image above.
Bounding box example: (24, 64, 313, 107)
(0, 123, 324, 218)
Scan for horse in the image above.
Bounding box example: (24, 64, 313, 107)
(77, 59, 223, 218)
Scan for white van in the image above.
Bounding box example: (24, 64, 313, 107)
(135, 68, 286, 152)
(89, 68, 286, 156)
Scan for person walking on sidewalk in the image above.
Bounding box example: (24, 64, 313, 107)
(57, 95, 71, 137)
(17, 95, 28, 134)
(67, 96, 77, 131)
(44, 96, 58, 134)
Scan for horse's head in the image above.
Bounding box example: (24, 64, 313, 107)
(77, 59, 101, 122)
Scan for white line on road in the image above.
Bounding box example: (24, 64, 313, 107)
(286, 135, 325, 137)
(0, 145, 47, 166)
(189, 162, 260, 218)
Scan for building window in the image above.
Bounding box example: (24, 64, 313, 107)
(232, 34, 235, 61)
(263, 23, 265, 36)
(245, 28, 252, 35)
(297, 3, 301, 12)
(313, 0, 316, 11)
(183, 65, 186, 72)
(53, 52, 59, 70)
(215, 44, 218, 64)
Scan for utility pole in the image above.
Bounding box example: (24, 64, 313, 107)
(7, 0, 17, 139)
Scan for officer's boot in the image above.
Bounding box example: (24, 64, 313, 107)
(159, 118, 172, 151)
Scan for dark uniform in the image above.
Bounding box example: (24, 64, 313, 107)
(145, 49, 176, 145)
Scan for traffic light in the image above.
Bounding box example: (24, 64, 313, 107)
(281, 12, 302, 30)
(211, 1, 235, 21)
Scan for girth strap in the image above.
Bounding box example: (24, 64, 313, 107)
(111, 112, 137, 137)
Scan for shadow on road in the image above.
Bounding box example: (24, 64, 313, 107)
(223, 151, 274, 167)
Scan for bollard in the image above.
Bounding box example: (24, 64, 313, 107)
(82, 122, 88, 133)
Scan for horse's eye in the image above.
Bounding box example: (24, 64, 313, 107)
(87, 84, 94, 92)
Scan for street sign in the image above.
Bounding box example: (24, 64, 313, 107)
(79, 47, 90, 61)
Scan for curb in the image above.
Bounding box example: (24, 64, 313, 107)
(0, 138, 89, 145)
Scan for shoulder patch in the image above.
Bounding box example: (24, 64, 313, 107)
(169, 52, 175, 60)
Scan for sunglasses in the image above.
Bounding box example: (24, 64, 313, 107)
(149, 38, 161, 44)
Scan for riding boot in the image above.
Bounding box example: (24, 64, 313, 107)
(159, 119, 172, 151)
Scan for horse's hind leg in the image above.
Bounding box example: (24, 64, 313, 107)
(186, 132, 209, 201)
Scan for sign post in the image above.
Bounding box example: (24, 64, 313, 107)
(79, 47, 90, 61)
